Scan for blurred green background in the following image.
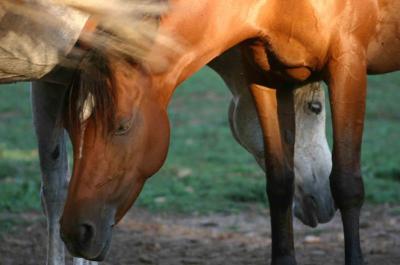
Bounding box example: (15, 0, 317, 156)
(0, 68, 400, 219)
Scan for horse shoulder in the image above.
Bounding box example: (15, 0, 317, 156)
(327, 0, 379, 57)
(367, 0, 400, 73)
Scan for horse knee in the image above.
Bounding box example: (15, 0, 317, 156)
(40, 141, 69, 211)
(330, 171, 364, 210)
(41, 180, 68, 207)
(267, 168, 295, 205)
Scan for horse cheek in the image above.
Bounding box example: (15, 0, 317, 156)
(141, 107, 170, 179)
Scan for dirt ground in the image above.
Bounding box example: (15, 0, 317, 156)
(1, 205, 400, 265)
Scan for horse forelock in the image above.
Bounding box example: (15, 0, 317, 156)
(60, 0, 174, 137)
(64, 49, 116, 136)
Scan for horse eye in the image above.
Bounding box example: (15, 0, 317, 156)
(114, 118, 133, 136)
(307, 101, 322, 115)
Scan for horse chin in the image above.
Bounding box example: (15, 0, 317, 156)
(88, 236, 112, 261)
(293, 198, 320, 228)
(60, 204, 115, 262)
(64, 227, 113, 261)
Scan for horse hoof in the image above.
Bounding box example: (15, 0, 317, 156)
(271, 256, 297, 265)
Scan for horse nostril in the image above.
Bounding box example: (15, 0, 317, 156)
(78, 223, 95, 246)
(306, 195, 318, 209)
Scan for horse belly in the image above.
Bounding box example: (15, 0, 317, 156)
(367, 0, 400, 73)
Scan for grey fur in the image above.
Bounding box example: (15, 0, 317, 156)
(31, 78, 98, 265)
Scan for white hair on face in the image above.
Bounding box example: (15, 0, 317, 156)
(80, 92, 95, 122)
(78, 92, 94, 160)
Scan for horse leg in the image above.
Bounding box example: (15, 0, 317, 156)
(250, 85, 296, 265)
(31, 81, 69, 265)
(327, 45, 367, 265)
(32, 82, 99, 265)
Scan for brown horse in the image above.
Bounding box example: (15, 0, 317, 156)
(53, 44, 333, 262)
(57, 0, 400, 264)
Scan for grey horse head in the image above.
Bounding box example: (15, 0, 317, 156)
(292, 83, 335, 227)
(210, 48, 335, 227)
(226, 81, 336, 227)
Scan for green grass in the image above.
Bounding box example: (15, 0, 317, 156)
(0, 83, 41, 213)
(0, 69, 400, 217)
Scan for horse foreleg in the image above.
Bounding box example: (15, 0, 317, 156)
(250, 85, 296, 265)
(32, 81, 69, 265)
(32, 81, 100, 265)
(327, 44, 367, 265)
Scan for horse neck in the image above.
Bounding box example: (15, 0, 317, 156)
(150, 0, 265, 107)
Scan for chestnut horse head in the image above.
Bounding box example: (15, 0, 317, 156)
(60, 51, 170, 260)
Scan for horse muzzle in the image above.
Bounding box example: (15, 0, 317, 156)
(294, 193, 337, 227)
(60, 203, 115, 261)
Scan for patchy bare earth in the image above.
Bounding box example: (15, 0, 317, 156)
(1, 205, 400, 265)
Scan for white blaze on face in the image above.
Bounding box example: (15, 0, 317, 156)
(78, 93, 94, 159)
(80, 92, 95, 122)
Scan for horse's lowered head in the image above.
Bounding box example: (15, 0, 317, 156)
(210, 47, 336, 228)
(60, 52, 170, 260)
(292, 83, 336, 227)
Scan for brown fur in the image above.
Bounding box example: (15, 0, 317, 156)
(59, 1, 400, 264)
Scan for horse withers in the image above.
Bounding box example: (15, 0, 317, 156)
(52, 0, 400, 264)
